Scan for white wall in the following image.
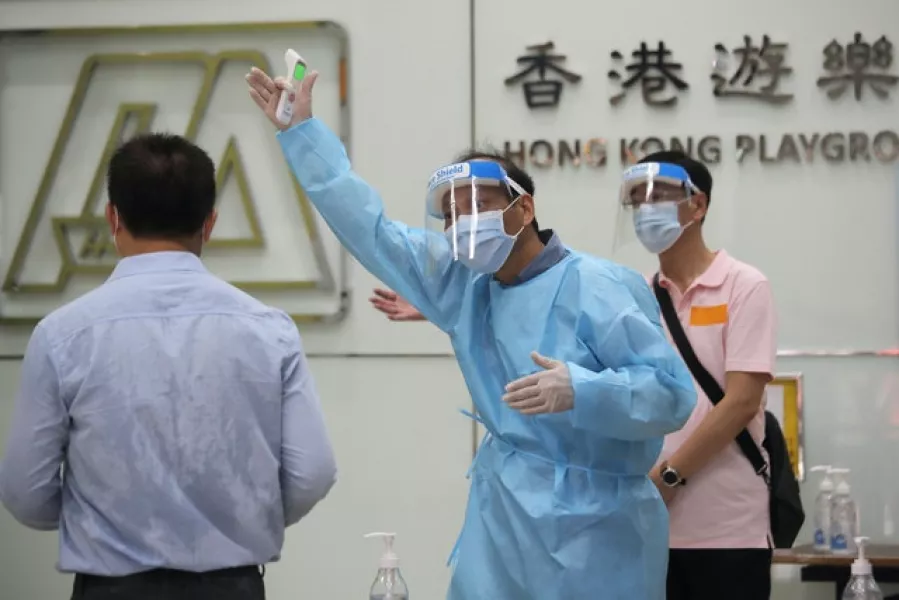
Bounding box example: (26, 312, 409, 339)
(0, 0, 472, 598)
(1, 0, 898, 599)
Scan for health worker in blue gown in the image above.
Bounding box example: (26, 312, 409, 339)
(246, 65, 697, 600)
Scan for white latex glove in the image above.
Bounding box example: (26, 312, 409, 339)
(246, 66, 319, 131)
(502, 352, 574, 415)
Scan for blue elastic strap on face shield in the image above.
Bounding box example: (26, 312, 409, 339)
(426, 161, 511, 218)
(620, 162, 698, 201)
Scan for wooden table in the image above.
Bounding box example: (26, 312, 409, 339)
(774, 544, 899, 600)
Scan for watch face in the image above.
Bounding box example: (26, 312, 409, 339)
(662, 469, 679, 486)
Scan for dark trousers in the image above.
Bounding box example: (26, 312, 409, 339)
(70, 566, 265, 600)
(667, 548, 773, 600)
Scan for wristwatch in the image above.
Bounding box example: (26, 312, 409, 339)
(659, 462, 686, 488)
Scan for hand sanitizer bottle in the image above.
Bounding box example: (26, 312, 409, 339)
(365, 532, 409, 600)
(830, 468, 858, 555)
(842, 536, 883, 599)
(811, 465, 834, 551)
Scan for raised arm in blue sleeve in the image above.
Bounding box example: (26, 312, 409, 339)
(567, 270, 696, 441)
(277, 118, 468, 332)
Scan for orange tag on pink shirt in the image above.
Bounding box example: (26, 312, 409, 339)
(689, 304, 728, 326)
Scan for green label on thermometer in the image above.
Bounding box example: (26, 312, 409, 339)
(293, 63, 307, 80)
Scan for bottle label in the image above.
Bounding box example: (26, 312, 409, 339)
(814, 529, 826, 546)
(832, 533, 847, 550)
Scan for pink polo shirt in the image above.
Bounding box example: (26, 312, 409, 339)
(652, 250, 777, 549)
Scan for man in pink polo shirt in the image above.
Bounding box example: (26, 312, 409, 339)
(628, 151, 776, 600)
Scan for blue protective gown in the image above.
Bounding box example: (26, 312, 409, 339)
(278, 119, 697, 600)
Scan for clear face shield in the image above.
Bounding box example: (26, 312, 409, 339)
(612, 162, 699, 255)
(424, 160, 528, 275)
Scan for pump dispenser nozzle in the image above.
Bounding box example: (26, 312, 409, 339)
(812, 465, 835, 491)
(365, 532, 400, 569)
(852, 537, 872, 576)
(843, 536, 883, 598)
(365, 532, 408, 599)
(831, 468, 852, 494)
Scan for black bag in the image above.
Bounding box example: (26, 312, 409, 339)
(652, 274, 805, 549)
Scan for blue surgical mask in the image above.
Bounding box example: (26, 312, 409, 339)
(448, 201, 523, 274)
(633, 201, 689, 254)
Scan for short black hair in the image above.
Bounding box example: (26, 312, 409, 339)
(454, 150, 540, 232)
(638, 150, 713, 212)
(107, 133, 216, 240)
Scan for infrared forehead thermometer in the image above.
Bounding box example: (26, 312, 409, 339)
(275, 49, 307, 125)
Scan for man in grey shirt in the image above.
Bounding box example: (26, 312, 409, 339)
(0, 133, 337, 600)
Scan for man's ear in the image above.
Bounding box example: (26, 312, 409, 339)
(518, 194, 536, 228)
(690, 193, 708, 223)
(202, 210, 218, 243)
(105, 203, 117, 236)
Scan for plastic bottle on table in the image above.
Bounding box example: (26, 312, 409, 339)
(810, 465, 834, 552)
(365, 532, 409, 600)
(830, 468, 858, 555)
(842, 536, 883, 600)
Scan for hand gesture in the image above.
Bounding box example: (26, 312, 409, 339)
(245, 66, 319, 131)
(368, 288, 426, 322)
(502, 352, 574, 415)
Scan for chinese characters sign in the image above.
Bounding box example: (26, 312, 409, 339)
(712, 35, 792, 104)
(609, 41, 688, 107)
(502, 33, 899, 167)
(818, 33, 897, 100)
(505, 33, 897, 108)
(505, 42, 582, 108)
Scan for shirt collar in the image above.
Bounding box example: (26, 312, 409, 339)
(659, 249, 732, 290)
(108, 251, 207, 282)
(509, 229, 569, 286)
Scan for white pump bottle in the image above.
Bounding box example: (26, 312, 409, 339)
(842, 536, 883, 599)
(811, 465, 834, 551)
(830, 468, 858, 554)
(365, 532, 409, 600)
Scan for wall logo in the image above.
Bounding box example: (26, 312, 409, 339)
(0, 25, 350, 325)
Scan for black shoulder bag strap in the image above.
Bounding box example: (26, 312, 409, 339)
(652, 273, 770, 484)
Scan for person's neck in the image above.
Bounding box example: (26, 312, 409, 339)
(119, 240, 200, 258)
(658, 229, 716, 293)
(494, 232, 545, 285)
